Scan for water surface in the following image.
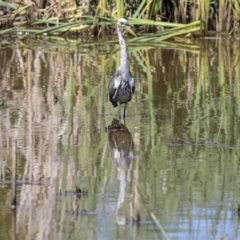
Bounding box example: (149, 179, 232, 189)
(0, 37, 240, 240)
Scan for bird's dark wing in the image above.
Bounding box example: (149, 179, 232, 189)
(132, 85, 135, 95)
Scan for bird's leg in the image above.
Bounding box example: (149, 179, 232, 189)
(123, 103, 127, 118)
(118, 104, 122, 121)
(123, 117, 126, 126)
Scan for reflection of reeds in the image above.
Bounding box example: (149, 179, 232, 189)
(11, 140, 17, 207)
(1, 38, 240, 238)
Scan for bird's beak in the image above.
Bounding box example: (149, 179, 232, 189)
(126, 23, 135, 29)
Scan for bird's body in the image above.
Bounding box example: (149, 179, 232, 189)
(109, 68, 134, 107)
(108, 18, 135, 120)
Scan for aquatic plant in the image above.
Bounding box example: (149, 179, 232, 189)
(0, 0, 239, 39)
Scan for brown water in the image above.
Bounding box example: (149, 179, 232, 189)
(1, 37, 240, 240)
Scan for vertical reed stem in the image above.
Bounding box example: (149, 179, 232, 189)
(233, 0, 240, 34)
(200, 0, 210, 36)
(218, 0, 225, 32)
(116, 0, 124, 18)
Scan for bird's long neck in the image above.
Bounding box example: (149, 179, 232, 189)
(117, 25, 130, 75)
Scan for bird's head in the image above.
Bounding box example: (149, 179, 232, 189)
(117, 18, 134, 29)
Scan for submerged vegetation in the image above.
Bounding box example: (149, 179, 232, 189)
(0, 0, 240, 40)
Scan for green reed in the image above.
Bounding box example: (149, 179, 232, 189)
(1, 0, 240, 40)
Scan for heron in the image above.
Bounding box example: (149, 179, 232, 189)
(108, 18, 135, 120)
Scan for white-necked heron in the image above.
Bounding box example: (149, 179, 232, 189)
(108, 18, 135, 120)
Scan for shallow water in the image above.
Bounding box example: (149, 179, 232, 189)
(1, 36, 240, 240)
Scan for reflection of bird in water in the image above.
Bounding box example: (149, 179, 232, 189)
(108, 18, 135, 120)
(107, 119, 140, 224)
